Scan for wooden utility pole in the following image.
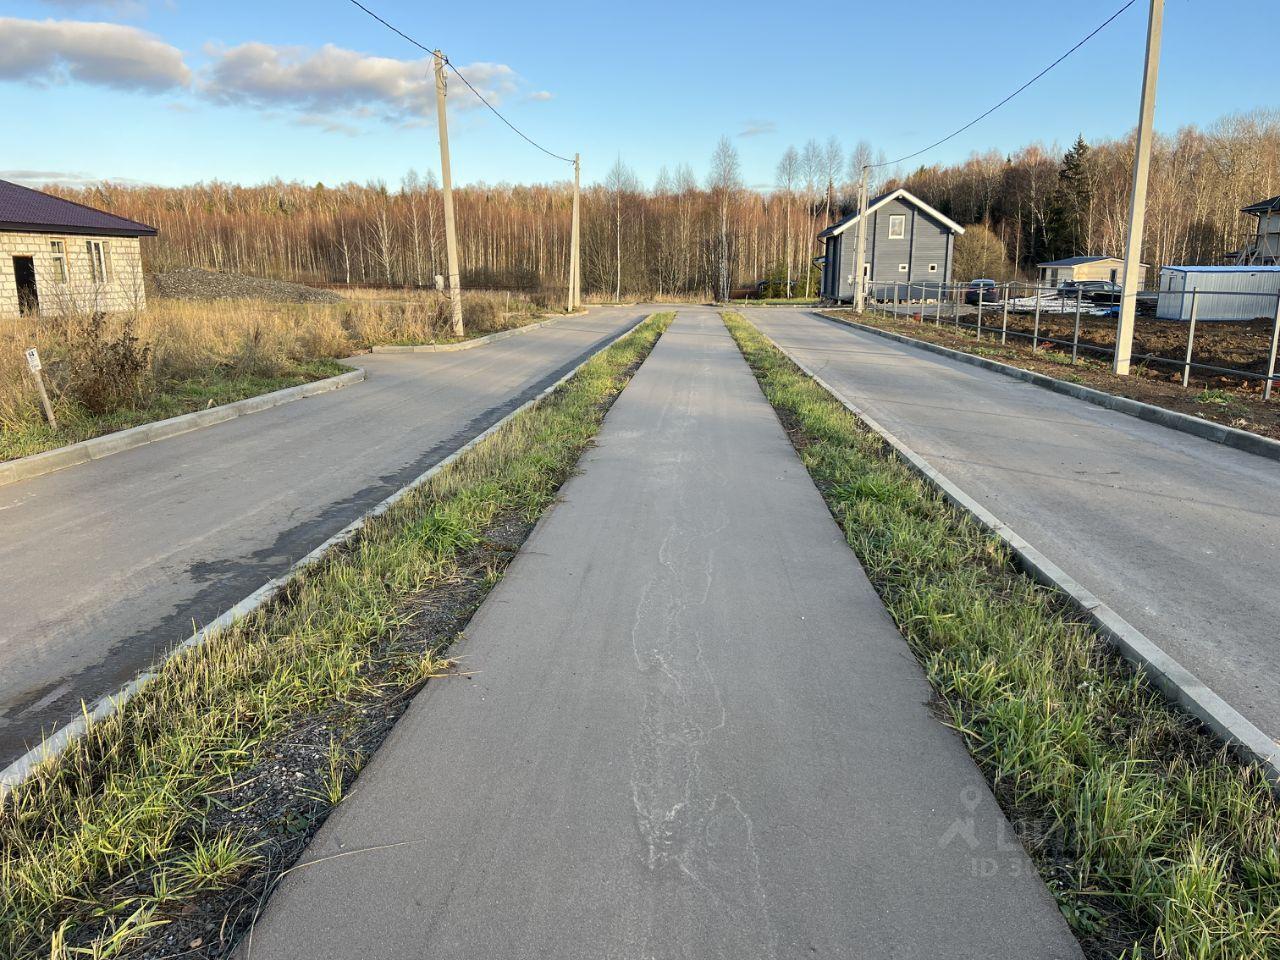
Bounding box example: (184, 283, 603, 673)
(433, 50, 465, 337)
(1113, 0, 1163, 375)
(852, 166, 870, 312)
(568, 153, 581, 311)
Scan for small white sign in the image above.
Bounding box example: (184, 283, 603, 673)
(25, 347, 42, 373)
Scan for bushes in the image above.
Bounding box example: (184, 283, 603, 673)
(63, 313, 153, 415)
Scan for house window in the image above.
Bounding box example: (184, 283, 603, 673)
(862, 263, 870, 279)
(928, 263, 938, 273)
(888, 214, 906, 240)
(898, 263, 908, 273)
(49, 240, 67, 283)
(87, 240, 113, 283)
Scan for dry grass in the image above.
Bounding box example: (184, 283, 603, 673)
(0, 289, 557, 460)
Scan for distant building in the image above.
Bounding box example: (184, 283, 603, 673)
(1156, 265, 1280, 322)
(817, 188, 964, 302)
(0, 179, 157, 319)
(1229, 196, 1280, 266)
(1036, 255, 1149, 288)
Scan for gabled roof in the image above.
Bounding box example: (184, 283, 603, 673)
(1242, 196, 1280, 216)
(0, 179, 157, 237)
(818, 188, 965, 240)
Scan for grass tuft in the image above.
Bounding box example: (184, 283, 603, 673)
(723, 311, 1280, 959)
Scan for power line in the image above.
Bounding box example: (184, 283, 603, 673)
(345, 0, 574, 164)
(870, 0, 1138, 169)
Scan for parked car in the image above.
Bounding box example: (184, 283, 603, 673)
(964, 279, 1000, 305)
(1059, 280, 1122, 304)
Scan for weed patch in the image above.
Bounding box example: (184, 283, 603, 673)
(723, 311, 1280, 960)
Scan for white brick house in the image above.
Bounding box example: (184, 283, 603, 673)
(0, 179, 157, 319)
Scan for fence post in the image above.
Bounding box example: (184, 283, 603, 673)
(936, 282, 943, 324)
(954, 285, 960, 330)
(1265, 293, 1280, 402)
(1001, 284, 1010, 345)
(976, 287, 984, 341)
(1072, 288, 1082, 364)
(1182, 288, 1199, 388)
(1032, 285, 1042, 350)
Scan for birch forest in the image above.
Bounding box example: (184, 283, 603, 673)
(46, 109, 1280, 298)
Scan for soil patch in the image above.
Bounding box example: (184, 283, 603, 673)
(826, 310, 1280, 442)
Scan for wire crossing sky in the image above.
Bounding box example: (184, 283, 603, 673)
(0, 0, 1273, 188)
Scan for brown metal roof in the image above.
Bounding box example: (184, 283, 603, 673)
(0, 179, 157, 237)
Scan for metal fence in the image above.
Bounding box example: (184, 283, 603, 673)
(859, 281, 1280, 400)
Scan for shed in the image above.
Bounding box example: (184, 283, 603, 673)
(1232, 196, 1280, 265)
(0, 179, 157, 319)
(1036, 255, 1148, 287)
(818, 188, 964, 302)
(1156, 266, 1280, 322)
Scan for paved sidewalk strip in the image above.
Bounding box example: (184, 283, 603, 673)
(241, 309, 1080, 959)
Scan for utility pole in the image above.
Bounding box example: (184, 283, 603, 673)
(1113, 0, 1163, 375)
(568, 153, 581, 311)
(852, 166, 870, 312)
(433, 50, 465, 337)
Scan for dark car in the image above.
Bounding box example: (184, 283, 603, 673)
(964, 279, 1000, 305)
(1060, 280, 1122, 304)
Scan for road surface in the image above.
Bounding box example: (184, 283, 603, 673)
(240, 309, 1080, 960)
(747, 307, 1280, 742)
(0, 307, 648, 768)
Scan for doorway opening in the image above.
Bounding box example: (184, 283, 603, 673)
(13, 256, 38, 314)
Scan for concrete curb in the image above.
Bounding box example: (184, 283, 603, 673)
(745, 318, 1280, 790)
(815, 311, 1280, 463)
(370, 311, 588, 354)
(0, 312, 656, 796)
(0, 367, 367, 488)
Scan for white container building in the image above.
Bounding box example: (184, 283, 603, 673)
(1156, 265, 1280, 322)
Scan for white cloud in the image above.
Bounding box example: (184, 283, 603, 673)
(526, 90, 553, 102)
(737, 120, 776, 139)
(0, 17, 190, 92)
(201, 42, 524, 125)
(38, 0, 147, 14)
(0, 168, 153, 188)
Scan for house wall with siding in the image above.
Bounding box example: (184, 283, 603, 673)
(824, 198, 956, 301)
(0, 231, 146, 319)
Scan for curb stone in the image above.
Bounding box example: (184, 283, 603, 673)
(0, 368, 366, 488)
(0, 312, 655, 795)
(745, 318, 1280, 792)
(816, 311, 1280, 463)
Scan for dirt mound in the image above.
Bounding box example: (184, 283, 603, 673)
(148, 268, 341, 304)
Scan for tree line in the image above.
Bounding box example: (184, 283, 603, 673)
(47, 109, 1280, 298)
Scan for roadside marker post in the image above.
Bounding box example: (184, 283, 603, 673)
(1265, 294, 1280, 401)
(1001, 286, 1010, 345)
(1072, 289, 1083, 364)
(976, 288, 984, 341)
(1181, 288, 1199, 388)
(25, 347, 57, 429)
(1032, 287, 1042, 350)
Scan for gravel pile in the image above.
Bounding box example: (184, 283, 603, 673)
(148, 267, 341, 304)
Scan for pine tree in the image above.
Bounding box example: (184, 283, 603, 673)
(1045, 135, 1094, 259)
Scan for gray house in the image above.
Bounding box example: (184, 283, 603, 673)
(818, 188, 965, 302)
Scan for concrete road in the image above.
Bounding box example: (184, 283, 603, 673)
(241, 310, 1080, 960)
(747, 307, 1280, 741)
(0, 307, 648, 768)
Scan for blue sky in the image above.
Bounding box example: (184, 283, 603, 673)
(0, 0, 1274, 190)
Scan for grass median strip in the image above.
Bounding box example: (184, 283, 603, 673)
(0, 312, 672, 960)
(723, 311, 1280, 960)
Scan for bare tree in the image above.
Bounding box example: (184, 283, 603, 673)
(776, 147, 801, 295)
(709, 136, 742, 301)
